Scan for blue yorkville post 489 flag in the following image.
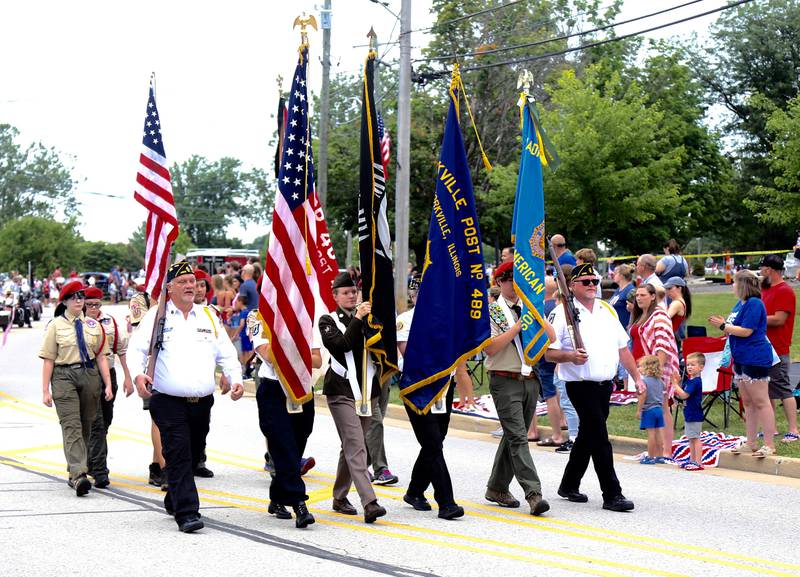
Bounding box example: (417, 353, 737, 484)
(358, 49, 398, 383)
(512, 95, 559, 364)
(400, 70, 491, 414)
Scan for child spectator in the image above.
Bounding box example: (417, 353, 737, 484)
(637, 355, 667, 464)
(673, 352, 706, 471)
(227, 295, 247, 362)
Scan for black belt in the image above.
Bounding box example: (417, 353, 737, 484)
(56, 362, 95, 370)
(151, 390, 203, 403)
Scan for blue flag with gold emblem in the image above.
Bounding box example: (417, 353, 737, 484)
(512, 99, 559, 364)
(399, 81, 491, 414)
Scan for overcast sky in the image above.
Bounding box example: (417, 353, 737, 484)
(1, 0, 721, 246)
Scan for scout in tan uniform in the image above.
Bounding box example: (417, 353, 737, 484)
(39, 281, 113, 496)
(84, 286, 134, 488)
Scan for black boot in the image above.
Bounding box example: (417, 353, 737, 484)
(292, 501, 315, 529)
(268, 502, 292, 520)
(148, 462, 162, 486)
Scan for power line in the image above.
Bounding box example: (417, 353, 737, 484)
(417, 0, 707, 63)
(416, 0, 754, 82)
(410, 0, 528, 34)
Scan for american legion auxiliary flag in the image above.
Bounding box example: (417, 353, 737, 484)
(358, 50, 398, 383)
(133, 75, 179, 300)
(260, 47, 339, 405)
(399, 77, 491, 414)
(512, 97, 559, 364)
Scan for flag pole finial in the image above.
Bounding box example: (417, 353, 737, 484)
(517, 69, 533, 98)
(276, 74, 283, 97)
(367, 27, 378, 55)
(293, 13, 318, 48)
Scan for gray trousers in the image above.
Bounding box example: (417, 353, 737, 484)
(488, 374, 543, 498)
(88, 367, 118, 478)
(327, 395, 378, 507)
(51, 366, 101, 481)
(365, 381, 391, 474)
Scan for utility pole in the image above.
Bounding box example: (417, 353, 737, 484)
(318, 0, 332, 208)
(394, 0, 411, 311)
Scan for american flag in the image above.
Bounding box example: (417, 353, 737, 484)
(260, 49, 338, 404)
(133, 77, 178, 300)
(377, 111, 391, 180)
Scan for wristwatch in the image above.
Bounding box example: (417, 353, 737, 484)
(719, 322, 726, 332)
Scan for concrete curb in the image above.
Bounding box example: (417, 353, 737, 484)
(242, 379, 800, 480)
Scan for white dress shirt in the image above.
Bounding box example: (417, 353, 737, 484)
(548, 299, 629, 382)
(128, 301, 242, 397)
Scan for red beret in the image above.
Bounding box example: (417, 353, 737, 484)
(59, 280, 86, 301)
(84, 287, 104, 300)
(493, 261, 513, 280)
(194, 269, 214, 300)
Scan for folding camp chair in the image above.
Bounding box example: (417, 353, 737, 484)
(677, 336, 743, 430)
(466, 351, 486, 391)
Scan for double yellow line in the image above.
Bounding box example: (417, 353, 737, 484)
(2, 389, 799, 577)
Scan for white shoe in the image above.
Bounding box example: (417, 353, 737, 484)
(491, 427, 504, 438)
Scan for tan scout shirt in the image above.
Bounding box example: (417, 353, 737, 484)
(39, 312, 109, 364)
(98, 312, 127, 357)
(485, 297, 525, 372)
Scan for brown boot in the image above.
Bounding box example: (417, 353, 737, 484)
(332, 497, 357, 515)
(364, 500, 386, 523)
(485, 488, 520, 508)
(526, 493, 550, 517)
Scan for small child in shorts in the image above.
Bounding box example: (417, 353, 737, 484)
(637, 355, 666, 464)
(673, 352, 705, 471)
(227, 295, 246, 358)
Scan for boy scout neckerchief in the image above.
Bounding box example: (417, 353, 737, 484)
(496, 297, 533, 377)
(74, 318, 93, 368)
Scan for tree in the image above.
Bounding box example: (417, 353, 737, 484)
(0, 124, 77, 228)
(80, 241, 143, 272)
(541, 67, 684, 253)
(170, 156, 273, 247)
(127, 224, 196, 265)
(748, 96, 800, 228)
(0, 217, 83, 278)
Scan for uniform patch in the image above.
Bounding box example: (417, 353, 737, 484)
(85, 318, 97, 328)
(197, 328, 212, 334)
(396, 320, 404, 331)
(101, 318, 112, 325)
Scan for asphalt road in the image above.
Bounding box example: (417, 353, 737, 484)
(1, 306, 799, 577)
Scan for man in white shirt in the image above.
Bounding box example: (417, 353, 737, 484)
(636, 254, 663, 289)
(129, 260, 243, 533)
(546, 263, 644, 513)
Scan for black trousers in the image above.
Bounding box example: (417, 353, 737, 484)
(560, 381, 622, 502)
(88, 367, 118, 477)
(256, 377, 314, 505)
(404, 384, 456, 507)
(149, 392, 213, 524)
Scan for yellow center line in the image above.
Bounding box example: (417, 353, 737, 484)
(2, 389, 798, 574)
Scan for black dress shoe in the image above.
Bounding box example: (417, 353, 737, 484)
(332, 498, 357, 515)
(69, 476, 92, 497)
(438, 504, 465, 520)
(179, 517, 204, 533)
(93, 475, 110, 489)
(403, 494, 432, 511)
(364, 500, 387, 524)
(603, 495, 634, 512)
(557, 487, 588, 503)
(268, 502, 292, 520)
(293, 502, 315, 529)
(194, 466, 214, 478)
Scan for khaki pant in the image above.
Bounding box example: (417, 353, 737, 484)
(51, 365, 101, 481)
(488, 374, 543, 498)
(327, 395, 378, 507)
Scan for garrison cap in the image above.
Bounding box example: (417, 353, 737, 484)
(569, 263, 596, 280)
(332, 272, 356, 290)
(84, 287, 104, 300)
(59, 280, 86, 302)
(167, 260, 194, 282)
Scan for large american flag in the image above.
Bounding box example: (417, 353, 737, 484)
(133, 77, 178, 300)
(377, 111, 391, 180)
(260, 49, 338, 404)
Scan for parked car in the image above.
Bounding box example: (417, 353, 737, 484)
(79, 272, 109, 294)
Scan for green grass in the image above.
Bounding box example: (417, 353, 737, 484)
(690, 287, 800, 361)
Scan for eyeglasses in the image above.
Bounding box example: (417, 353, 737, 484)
(67, 294, 85, 301)
(85, 302, 101, 309)
(574, 278, 600, 287)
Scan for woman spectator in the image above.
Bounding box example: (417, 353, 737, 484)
(213, 274, 232, 321)
(664, 277, 692, 344)
(656, 239, 689, 283)
(709, 270, 777, 457)
(630, 283, 681, 458)
(608, 264, 635, 329)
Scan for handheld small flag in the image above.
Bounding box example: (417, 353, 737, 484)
(511, 95, 559, 364)
(399, 68, 491, 414)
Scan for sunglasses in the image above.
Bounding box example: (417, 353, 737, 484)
(574, 278, 600, 287)
(553, 243, 566, 248)
(67, 293, 85, 301)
